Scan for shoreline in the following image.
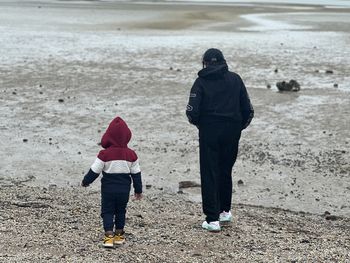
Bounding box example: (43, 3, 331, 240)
(0, 3, 349, 260)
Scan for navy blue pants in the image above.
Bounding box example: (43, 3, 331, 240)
(199, 121, 241, 223)
(101, 192, 129, 232)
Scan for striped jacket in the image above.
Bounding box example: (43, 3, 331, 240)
(82, 117, 142, 194)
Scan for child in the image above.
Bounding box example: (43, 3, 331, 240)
(81, 116, 142, 248)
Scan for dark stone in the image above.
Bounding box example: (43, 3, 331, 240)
(300, 239, 310, 243)
(146, 184, 152, 189)
(23, 139, 28, 142)
(179, 181, 200, 189)
(77, 151, 81, 155)
(324, 211, 331, 215)
(325, 215, 338, 221)
(58, 99, 64, 103)
(333, 83, 338, 88)
(169, 67, 173, 70)
(325, 70, 333, 74)
(276, 79, 301, 92)
(12, 92, 17, 95)
(266, 84, 271, 89)
(237, 179, 244, 185)
(274, 68, 278, 73)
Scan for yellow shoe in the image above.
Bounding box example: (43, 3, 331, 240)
(103, 235, 114, 248)
(114, 233, 125, 245)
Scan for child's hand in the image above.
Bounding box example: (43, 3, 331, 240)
(133, 193, 143, 201)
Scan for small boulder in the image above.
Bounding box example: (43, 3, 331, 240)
(276, 79, 300, 92)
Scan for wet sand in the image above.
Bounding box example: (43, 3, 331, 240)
(0, 0, 349, 261)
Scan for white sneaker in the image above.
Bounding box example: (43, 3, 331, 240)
(219, 211, 232, 223)
(202, 221, 221, 232)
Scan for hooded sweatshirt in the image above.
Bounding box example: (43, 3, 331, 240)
(186, 63, 254, 129)
(82, 117, 142, 194)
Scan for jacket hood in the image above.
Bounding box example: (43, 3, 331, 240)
(101, 117, 131, 148)
(198, 63, 228, 80)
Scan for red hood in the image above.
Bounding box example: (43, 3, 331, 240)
(101, 117, 131, 148)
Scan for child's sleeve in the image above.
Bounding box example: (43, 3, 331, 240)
(130, 159, 142, 194)
(82, 158, 105, 186)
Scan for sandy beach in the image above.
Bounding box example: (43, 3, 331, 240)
(0, 0, 349, 261)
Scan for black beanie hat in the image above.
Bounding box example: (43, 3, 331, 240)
(202, 48, 226, 64)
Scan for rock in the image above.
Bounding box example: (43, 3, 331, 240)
(169, 67, 173, 70)
(23, 139, 28, 143)
(324, 211, 331, 216)
(237, 179, 244, 186)
(77, 151, 81, 155)
(276, 79, 300, 92)
(178, 181, 200, 189)
(146, 184, 152, 189)
(325, 70, 333, 74)
(49, 184, 57, 190)
(12, 92, 17, 95)
(333, 83, 338, 88)
(176, 68, 181, 72)
(266, 84, 271, 89)
(325, 215, 338, 221)
(274, 68, 278, 73)
(58, 99, 64, 103)
(300, 239, 310, 243)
